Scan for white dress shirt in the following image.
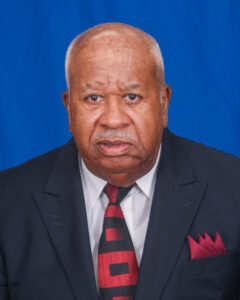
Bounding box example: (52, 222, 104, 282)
(78, 146, 161, 288)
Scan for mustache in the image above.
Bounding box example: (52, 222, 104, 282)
(94, 129, 135, 141)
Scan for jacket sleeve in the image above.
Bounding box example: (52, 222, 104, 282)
(0, 251, 10, 300)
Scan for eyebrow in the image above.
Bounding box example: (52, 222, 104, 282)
(83, 81, 105, 90)
(82, 81, 143, 91)
(118, 83, 143, 91)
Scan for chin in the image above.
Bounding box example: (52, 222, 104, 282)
(94, 156, 140, 173)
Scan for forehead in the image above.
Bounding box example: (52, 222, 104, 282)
(69, 35, 157, 87)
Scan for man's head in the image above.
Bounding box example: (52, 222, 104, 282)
(62, 22, 171, 186)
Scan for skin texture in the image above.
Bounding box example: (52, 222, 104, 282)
(62, 23, 171, 187)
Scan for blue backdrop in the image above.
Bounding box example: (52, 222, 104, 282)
(0, 0, 239, 171)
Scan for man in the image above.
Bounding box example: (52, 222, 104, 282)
(0, 23, 240, 300)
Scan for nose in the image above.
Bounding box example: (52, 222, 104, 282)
(99, 96, 130, 129)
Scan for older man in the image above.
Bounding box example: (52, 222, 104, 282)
(0, 23, 240, 300)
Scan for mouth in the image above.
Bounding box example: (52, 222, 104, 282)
(96, 139, 132, 156)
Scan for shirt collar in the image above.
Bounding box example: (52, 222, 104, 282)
(78, 155, 107, 212)
(78, 144, 161, 211)
(135, 144, 161, 199)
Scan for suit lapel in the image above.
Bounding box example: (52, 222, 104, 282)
(33, 139, 98, 300)
(135, 129, 207, 300)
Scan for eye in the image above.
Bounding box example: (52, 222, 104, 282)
(128, 94, 137, 100)
(124, 93, 142, 102)
(84, 94, 103, 102)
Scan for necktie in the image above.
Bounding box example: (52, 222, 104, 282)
(98, 183, 139, 300)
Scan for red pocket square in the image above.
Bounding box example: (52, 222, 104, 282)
(188, 232, 227, 260)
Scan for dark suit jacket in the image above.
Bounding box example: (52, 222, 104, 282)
(1, 129, 240, 300)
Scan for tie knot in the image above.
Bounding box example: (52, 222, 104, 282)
(105, 183, 135, 204)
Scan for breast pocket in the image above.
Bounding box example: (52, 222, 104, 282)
(182, 248, 240, 300)
(184, 248, 240, 279)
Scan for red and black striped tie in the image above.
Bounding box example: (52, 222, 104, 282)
(98, 183, 139, 300)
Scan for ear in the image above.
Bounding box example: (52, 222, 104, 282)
(160, 84, 171, 128)
(62, 91, 73, 133)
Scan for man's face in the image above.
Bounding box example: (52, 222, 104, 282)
(63, 39, 171, 186)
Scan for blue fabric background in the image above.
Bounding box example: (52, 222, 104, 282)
(0, 0, 239, 171)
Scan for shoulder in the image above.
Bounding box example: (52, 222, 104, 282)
(0, 139, 77, 233)
(1, 145, 59, 186)
(167, 129, 240, 184)
(0, 139, 74, 199)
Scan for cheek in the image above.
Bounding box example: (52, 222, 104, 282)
(135, 104, 162, 148)
(70, 106, 96, 149)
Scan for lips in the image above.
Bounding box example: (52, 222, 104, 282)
(96, 139, 132, 156)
